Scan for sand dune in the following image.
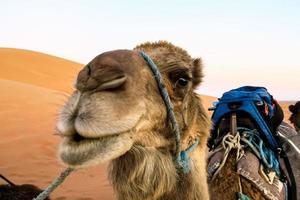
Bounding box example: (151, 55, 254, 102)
(0, 48, 295, 200)
(0, 48, 82, 93)
(0, 49, 113, 200)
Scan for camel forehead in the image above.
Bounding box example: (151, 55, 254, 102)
(135, 41, 194, 70)
(86, 48, 192, 76)
(76, 48, 194, 93)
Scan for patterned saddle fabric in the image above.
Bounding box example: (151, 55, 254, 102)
(208, 149, 286, 200)
(237, 151, 286, 200)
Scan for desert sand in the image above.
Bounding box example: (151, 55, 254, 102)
(0, 48, 113, 200)
(0, 48, 295, 200)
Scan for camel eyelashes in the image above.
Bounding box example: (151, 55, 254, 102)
(176, 78, 189, 87)
(168, 68, 191, 84)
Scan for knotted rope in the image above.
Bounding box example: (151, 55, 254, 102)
(210, 130, 248, 198)
(211, 131, 245, 181)
(212, 127, 280, 180)
(177, 138, 200, 173)
(210, 127, 282, 200)
(239, 127, 280, 176)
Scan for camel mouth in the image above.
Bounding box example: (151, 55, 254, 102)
(59, 131, 133, 168)
(60, 132, 114, 148)
(57, 113, 143, 168)
(70, 131, 88, 142)
(66, 131, 103, 143)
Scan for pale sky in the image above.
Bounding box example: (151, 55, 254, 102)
(1, 0, 299, 100)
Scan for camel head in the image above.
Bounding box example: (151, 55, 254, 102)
(289, 101, 300, 132)
(56, 41, 207, 168)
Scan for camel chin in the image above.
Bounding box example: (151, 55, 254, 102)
(59, 132, 133, 168)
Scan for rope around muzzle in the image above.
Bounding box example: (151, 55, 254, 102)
(33, 51, 198, 200)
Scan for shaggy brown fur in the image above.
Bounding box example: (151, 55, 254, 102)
(209, 151, 268, 200)
(289, 101, 300, 132)
(57, 41, 210, 199)
(109, 95, 210, 200)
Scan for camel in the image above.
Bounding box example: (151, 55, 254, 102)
(207, 93, 290, 200)
(289, 101, 300, 133)
(56, 41, 211, 200)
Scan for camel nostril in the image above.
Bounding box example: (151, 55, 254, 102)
(97, 75, 127, 91)
(76, 61, 127, 92)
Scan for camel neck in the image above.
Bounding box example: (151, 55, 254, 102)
(109, 145, 209, 200)
(161, 169, 209, 200)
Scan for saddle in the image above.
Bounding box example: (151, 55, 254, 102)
(207, 86, 298, 200)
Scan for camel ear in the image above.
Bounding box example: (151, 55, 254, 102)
(192, 58, 204, 87)
(289, 105, 295, 113)
(289, 105, 296, 113)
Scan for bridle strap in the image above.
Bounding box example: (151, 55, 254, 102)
(140, 51, 199, 173)
(140, 51, 181, 159)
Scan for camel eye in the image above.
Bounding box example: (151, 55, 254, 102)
(176, 78, 189, 87)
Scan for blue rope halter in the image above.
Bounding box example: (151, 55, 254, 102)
(140, 51, 199, 173)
